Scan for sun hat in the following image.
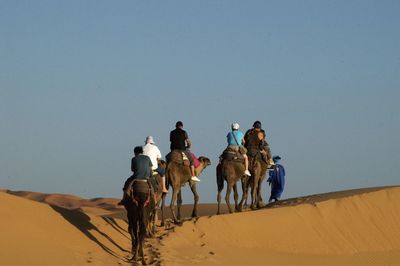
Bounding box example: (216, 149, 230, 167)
(145, 136, 155, 144)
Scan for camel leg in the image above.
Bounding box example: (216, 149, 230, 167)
(130, 226, 135, 258)
(131, 222, 139, 262)
(244, 176, 251, 209)
(233, 183, 239, 212)
(177, 190, 182, 221)
(127, 208, 137, 260)
(217, 189, 222, 215)
(151, 207, 157, 235)
(251, 174, 258, 210)
(245, 177, 251, 209)
(126, 208, 134, 242)
(258, 192, 264, 205)
(161, 193, 166, 226)
(238, 177, 248, 212)
(190, 183, 199, 218)
(257, 179, 265, 208)
(139, 217, 147, 265)
(169, 187, 179, 223)
(225, 184, 233, 213)
(217, 163, 222, 215)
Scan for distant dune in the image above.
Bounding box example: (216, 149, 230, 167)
(5, 190, 121, 216)
(1, 186, 399, 265)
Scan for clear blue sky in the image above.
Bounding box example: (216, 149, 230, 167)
(1, 1, 399, 203)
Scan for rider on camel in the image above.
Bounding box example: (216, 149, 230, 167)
(244, 121, 274, 167)
(119, 146, 153, 205)
(226, 122, 251, 176)
(169, 121, 200, 182)
(142, 136, 168, 193)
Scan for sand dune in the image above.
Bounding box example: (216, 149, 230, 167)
(159, 186, 400, 265)
(1, 186, 400, 265)
(0, 191, 133, 266)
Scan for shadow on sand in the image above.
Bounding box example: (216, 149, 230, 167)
(50, 205, 129, 258)
(102, 216, 130, 240)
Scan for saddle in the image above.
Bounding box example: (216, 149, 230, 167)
(247, 148, 268, 164)
(166, 150, 191, 166)
(149, 172, 161, 193)
(129, 179, 152, 207)
(220, 147, 245, 162)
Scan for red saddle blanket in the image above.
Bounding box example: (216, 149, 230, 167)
(191, 153, 200, 168)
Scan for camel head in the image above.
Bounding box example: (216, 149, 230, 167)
(198, 156, 211, 167)
(158, 159, 167, 169)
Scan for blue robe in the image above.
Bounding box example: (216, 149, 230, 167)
(267, 164, 285, 200)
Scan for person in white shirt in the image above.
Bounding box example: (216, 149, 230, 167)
(143, 136, 168, 193)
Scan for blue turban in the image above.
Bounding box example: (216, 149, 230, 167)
(272, 156, 281, 163)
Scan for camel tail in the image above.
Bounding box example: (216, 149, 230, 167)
(216, 163, 224, 192)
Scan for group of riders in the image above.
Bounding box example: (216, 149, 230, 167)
(122, 120, 286, 262)
(120, 120, 285, 206)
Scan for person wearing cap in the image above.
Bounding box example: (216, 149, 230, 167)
(267, 156, 286, 202)
(226, 122, 251, 176)
(143, 136, 168, 193)
(244, 121, 274, 166)
(170, 121, 199, 182)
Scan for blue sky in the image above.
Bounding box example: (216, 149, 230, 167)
(1, 1, 399, 203)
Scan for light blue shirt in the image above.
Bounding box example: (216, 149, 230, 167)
(227, 130, 244, 146)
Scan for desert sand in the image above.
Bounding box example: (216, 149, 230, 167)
(1, 186, 399, 265)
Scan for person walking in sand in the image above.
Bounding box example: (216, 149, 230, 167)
(267, 155, 286, 202)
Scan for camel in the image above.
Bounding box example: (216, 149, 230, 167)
(240, 156, 269, 210)
(124, 180, 153, 265)
(148, 160, 168, 231)
(164, 154, 211, 224)
(216, 158, 249, 214)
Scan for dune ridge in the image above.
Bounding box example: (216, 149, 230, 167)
(159, 187, 400, 265)
(5, 190, 122, 216)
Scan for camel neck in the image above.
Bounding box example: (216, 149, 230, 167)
(194, 164, 206, 176)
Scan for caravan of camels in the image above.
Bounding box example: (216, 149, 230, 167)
(122, 120, 281, 262)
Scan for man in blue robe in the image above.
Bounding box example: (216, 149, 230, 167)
(267, 156, 286, 202)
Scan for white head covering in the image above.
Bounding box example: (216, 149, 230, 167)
(145, 136, 155, 144)
(231, 122, 240, 130)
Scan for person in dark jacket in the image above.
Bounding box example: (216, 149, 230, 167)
(267, 156, 286, 202)
(119, 146, 153, 205)
(170, 121, 199, 182)
(244, 121, 274, 166)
